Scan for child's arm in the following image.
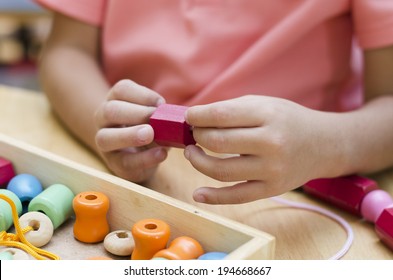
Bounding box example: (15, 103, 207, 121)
(184, 46, 393, 204)
(39, 13, 167, 183)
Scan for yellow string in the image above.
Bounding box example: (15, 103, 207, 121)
(0, 194, 60, 260)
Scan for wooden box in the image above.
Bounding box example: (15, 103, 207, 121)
(0, 133, 275, 260)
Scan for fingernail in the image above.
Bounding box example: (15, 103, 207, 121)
(137, 127, 150, 142)
(194, 192, 206, 203)
(184, 147, 190, 159)
(156, 98, 165, 106)
(154, 147, 166, 159)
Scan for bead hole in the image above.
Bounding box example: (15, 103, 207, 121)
(145, 223, 157, 230)
(116, 232, 129, 239)
(85, 194, 97, 200)
(28, 220, 40, 231)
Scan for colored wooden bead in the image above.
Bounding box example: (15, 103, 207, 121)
(86, 256, 113, 260)
(303, 175, 378, 215)
(0, 157, 15, 188)
(375, 207, 393, 251)
(0, 251, 13, 260)
(0, 248, 30, 260)
(28, 183, 74, 229)
(0, 189, 23, 231)
(73, 191, 110, 243)
(7, 173, 43, 213)
(360, 190, 393, 223)
(150, 104, 196, 148)
(19, 211, 54, 247)
(131, 218, 171, 260)
(104, 230, 134, 256)
(198, 252, 228, 260)
(153, 236, 204, 260)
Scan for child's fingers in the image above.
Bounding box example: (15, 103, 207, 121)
(108, 79, 165, 106)
(184, 145, 262, 182)
(104, 146, 168, 183)
(185, 95, 265, 128)
(193, 181, 278, 205)
(96, 125, 154, 152)
(192, 126, 270, 155)
(96, 101, 156, 127)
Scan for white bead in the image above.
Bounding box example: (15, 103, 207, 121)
(104, 230, 134, 256)
(0, 248, 30, 260)
(19, 211, 54, 247)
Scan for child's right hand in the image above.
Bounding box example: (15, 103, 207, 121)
(94, 80, 168, 183)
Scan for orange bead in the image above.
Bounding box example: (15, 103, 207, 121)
(86, 256, 113, 260)
(73, 191, 110, 243)
(153, 236, 204, 260)
(131, 218, 170, 260)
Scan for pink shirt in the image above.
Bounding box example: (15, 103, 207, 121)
(36, 0, 393, 111)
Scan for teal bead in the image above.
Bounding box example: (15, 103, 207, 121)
(28, 184, 74, 229)
(0, 251, 13, 260)
(0, 189, 23, 231)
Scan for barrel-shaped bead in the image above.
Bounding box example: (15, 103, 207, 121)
(0, 189, 22, 231)
(153, 236, 204, 260)
(28, 184, 74, 229)
(73, 191, 110, 243)
(131, 219, 170, 260)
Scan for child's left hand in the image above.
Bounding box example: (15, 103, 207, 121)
(184, 95, 347, 204)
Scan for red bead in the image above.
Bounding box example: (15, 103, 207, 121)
(375, 207, 393, 250)
(303, 175, 378, 215)
(0, 157, 15, 188)
(150, 104, 196, 148)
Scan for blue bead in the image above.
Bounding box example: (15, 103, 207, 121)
(197, 252, 228, 260)
(7, 174, 43, 212)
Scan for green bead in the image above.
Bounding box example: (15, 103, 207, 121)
(0, 189, 23, 231)
(0, 251, 14, 260)
(28, 184, 74, 229)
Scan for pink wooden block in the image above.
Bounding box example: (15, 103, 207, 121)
(149, 104, 196, 148)
(375, 207, 393, 251)
(0, 157, 15, 188)
(303, 175, 378, 215)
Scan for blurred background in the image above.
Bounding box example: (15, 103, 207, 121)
(0, 0, 51, 91)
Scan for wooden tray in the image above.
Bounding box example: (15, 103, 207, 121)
(0, 133, 275, 260)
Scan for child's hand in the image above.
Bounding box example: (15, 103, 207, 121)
(185, 95, 346, 204)
(94, 80, 168, 183)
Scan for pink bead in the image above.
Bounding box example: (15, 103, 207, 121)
(375, 207, 393, 251)
(150, 104, 196, 148)
(360, 190, 393, 223)
(303, 175, 378, 215)
(0, 157, 15, 188)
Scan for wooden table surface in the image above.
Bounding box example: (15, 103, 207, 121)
(1, 84, 393, 260)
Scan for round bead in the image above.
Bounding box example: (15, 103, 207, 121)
(0, 189, 23, 231)
(361, 190, 393, 223)
(7, 173, 43, 212)
(198, 252, 228, 260)
(0, 248, 30, 260)
(19, 211, 54, 247)
(28, 184, 74, 229)
(0, 251, 14, 260)
(104, 230, 134, 256)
